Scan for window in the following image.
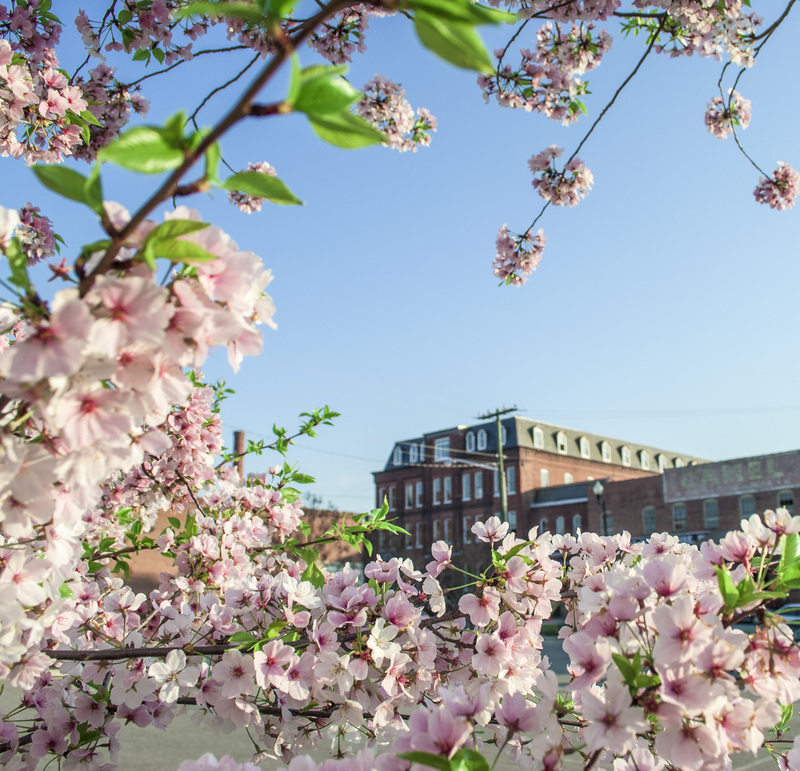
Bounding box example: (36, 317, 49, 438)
(740, 495, 756, 517)
(621, 446, 631, 467)
(419, 442, 425, 461)
(657, 453, 666, 472)
(556, 515, 565, 534)
(564, 472, 574, 484)
(405, 483, 413, 508)
(466, 432, 475, 453)
(474, 471, 483, 499)
(378, 487, 386, 506)
(556, 431, 568, 454)
(433, 478, 441, 505)
(405, 527, 412, 549)
(703, 499, 719, 530)
(539, 517, 548, 532)
(416, 481, 423, 507)
(477, 429, 488, 451)
(674, 457, 684, 468)
(393, 446, 403, 466)
(640, 450, 650, 470)
(579, 436, 590, 459)
(410, 444, 418, 464)
(443, 476, 452, 503)
(378, 530, 386, 553)
(643, 506, 657, 534)
(444, 518, 452, 544)
(672, 503, 687, 531)
(602, 513, 614, 536)
(506, 467, 516, 495)
(601, 441, 611, 463)
(779, 490, 795, 514)
(462, 473, 471, 501)
(462, 515, 471, 544)
(432, 520, 440, 543)
(415, 522, 423, 548)
(540, 468, 550, 487)
(500, 426, 508, 446)
(434, 438, 449, 462)
(507, 510, 517, 530)
(533, 426, 544, 449)
(493, 469, 499, 498)
(389, 487, 396, 511)
(572, 513, 582, 533)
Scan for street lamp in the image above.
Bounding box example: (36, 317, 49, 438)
(593, 480, 612, 536)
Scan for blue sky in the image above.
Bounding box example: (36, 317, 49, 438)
(5, 6, 799, 512)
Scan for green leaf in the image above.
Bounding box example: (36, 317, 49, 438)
(715, 564, 739, 612)
(59, 582, 74, 598)
(397, 752, 452, 771)
(146, 238, 217, 264)
(780, 533, 799, 575)
(221, 171, 303, 205)
(145, 219, 210, 243)
(291, 473, 315, 484)
(85, 163, 104, 215)
(5, 238, 31, 292)
(451, 750, 491, 771)
(174, 2, 266, 23)
(118, 9, 133, 24)
(414, 11, 493, 72)
(308, 111, 387, 149)
(612, 652, 637, 685)
(264, 620, 287, 640)
(132, 49, 150, 62)
(291, 65, 360, 116)
(32, 165, 100, 211)
(152, 47, 165, 63)
(302, 561, 326, 589)
(404, 0, 516, 25)
(98, 126, 185, 173)
(205, 141, 221, 183)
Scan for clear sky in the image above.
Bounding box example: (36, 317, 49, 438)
(5, 5, 800, 513)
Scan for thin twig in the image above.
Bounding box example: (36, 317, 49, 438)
(188, 52, 261, 128)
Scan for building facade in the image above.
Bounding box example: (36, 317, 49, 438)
(372, 416, 705, 572)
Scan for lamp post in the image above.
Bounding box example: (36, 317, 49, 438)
(593, 480, 612, 536)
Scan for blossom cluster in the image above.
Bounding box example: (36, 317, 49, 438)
(705, 89, 752, 139)
(754, 162, 800, 211)
(355, 76, 436, 153)
(493, 224, 546, 286)
(529, 145, 594, 206)
(229, 162, 278, 214)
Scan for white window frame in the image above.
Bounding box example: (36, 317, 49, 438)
(477, 429, 487, 451)
(601, 441, 611, 463)
(434, 438, 450, 462)
(493, 469, 499, 498)
(672, 503, 687, 532)
(474, 471, 483, 499)
(643, 506, 657, 534)
(539, 517, 548, 532)
(433, 478, 441, 506)
(778, 490, 795, 514)
(378, 487, 386, 507)
(500, 426, 508, 446)
(388, 487, 396, 511)
(506, 466, 516, 495)
(564, 472, 573, 484)
(740, 495, 755, 517)
(579, 436, 590, 459)
(409, 444, 418, 464)
(621, 446, 631, 467)
(462, 515, 471, 544)
(432, 519, 440, 543)
(640, 450, 650, 470)
(556, 431, 568, 454)
(405, 483, 413, 509)
(444, 518, 452, 544)
(703, 499, 719, 529)
(556, 515, 565, 534)
(533, 426, 544, 449)
(657, 453, 666, 472)
(466, 432, 476, 453)
(416, 481, 423, 508)
(443, 476, 452, 503)
(507, 510, 517, 530)
(462, 473, 471, 501)
(674, 457, 684, 468)
(540, 468, 550, 487)
(415, 522, 423, 548)
(572, 513, 582, 533)
(419, 442, 425, 461)
(393, 446, 403, 466)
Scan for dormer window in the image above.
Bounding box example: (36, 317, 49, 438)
(674, 457, 684, 468)
(657, 453, 666, 472)
(409, 444, 418, 464)
(640, 450, 650, 470)
(393, 446, 403, 466)
(466, 431, 476, 453)
(533, 426, 544, 449)
(500, 426, 508, 446)
(434, 438, 449, 462)
(579, 436, 590, 459)
(556, 431, 568, 454)
(621, 446, 631, 467)
(601, 441, 611, 463)
(477, 429, 488, 451)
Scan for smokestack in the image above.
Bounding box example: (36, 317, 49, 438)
(233, 430, 245, 479)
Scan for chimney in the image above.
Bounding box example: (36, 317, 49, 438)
(233, 430, 245, 479)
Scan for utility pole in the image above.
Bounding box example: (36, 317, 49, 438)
(475, 406, 518, 523)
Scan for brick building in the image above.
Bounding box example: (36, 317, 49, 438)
(372, 416, 705, 572)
